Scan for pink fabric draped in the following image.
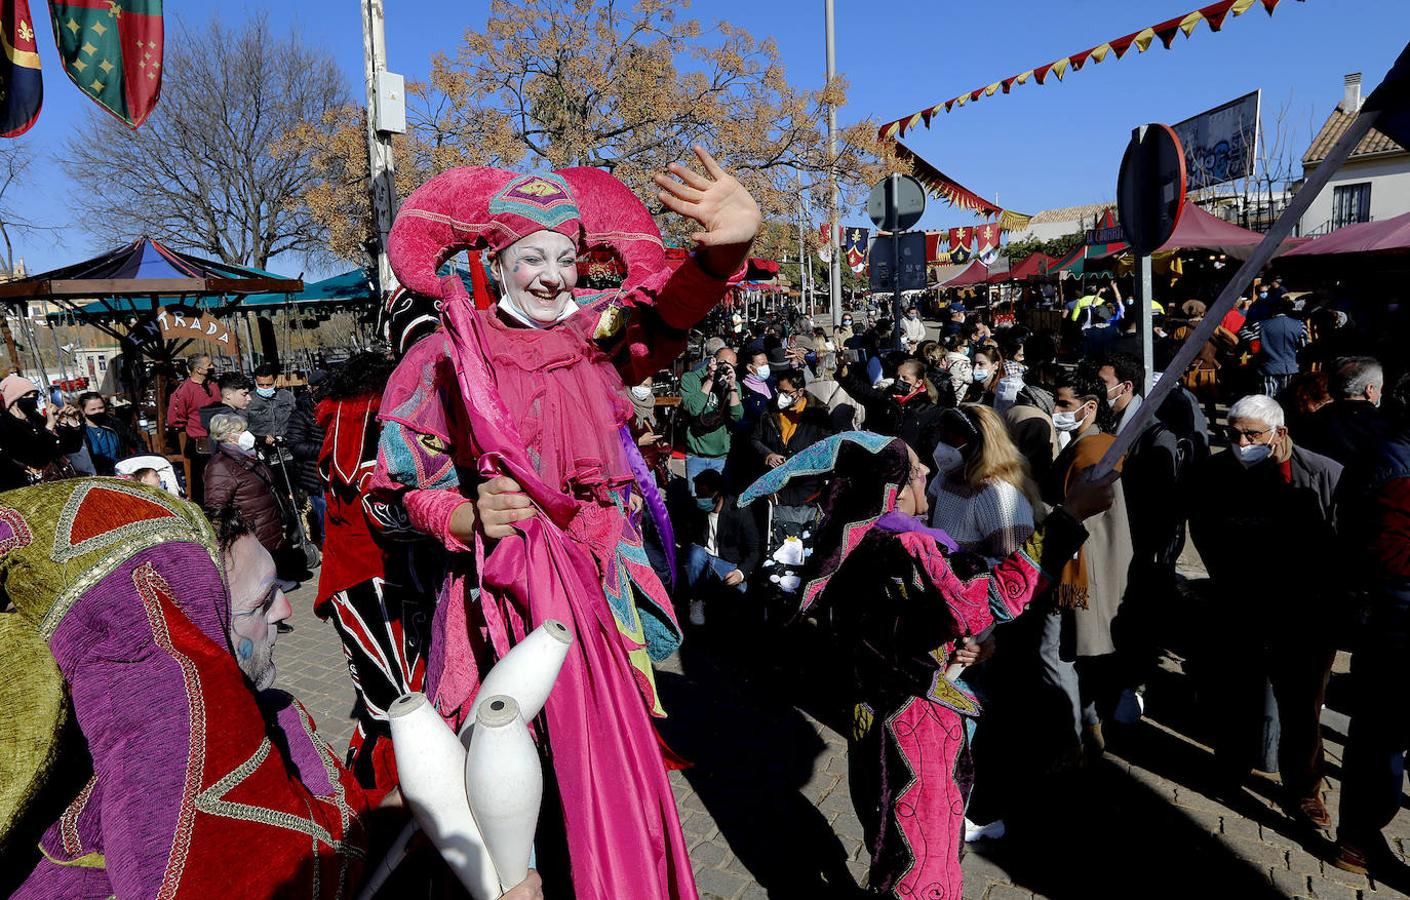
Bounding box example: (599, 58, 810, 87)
(396, 274, 697, 900)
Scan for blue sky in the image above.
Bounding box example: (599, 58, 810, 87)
(8, 0, 1406, 276)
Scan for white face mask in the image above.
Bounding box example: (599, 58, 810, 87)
(972, 367, 991, 383)
(823, 340, 836, 352)
(630, 385, 652, 401)
(753, 364, 772, 381)
(776, 393, 795, 410)
(1234, 440, 1273, 468)
(932, 442, 964, 475)
(1052, 410, 1082, 432)
(236, 431, 257, 452)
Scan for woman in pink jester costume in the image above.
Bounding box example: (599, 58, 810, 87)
(738, 432, 1114, 898)
(372, 148, 760, 899)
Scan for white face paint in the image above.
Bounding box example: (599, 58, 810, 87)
(224, 534, 292, 690)
(494, 231, 580, 326)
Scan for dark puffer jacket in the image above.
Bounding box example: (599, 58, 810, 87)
(204, 445, 286, 554)
(282, 392, 326, 495)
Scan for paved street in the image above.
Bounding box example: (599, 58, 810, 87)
(277, 549, 1410, 900)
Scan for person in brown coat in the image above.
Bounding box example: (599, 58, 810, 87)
(203, 412, 287, 559)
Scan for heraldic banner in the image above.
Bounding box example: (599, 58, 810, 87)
(49, 0, 163, 128)
(0, 0, 42, 136)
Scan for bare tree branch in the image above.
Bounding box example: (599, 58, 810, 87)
(59, 11, 348, 269)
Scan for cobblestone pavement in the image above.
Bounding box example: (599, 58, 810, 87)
(278, 549, 1410, 900)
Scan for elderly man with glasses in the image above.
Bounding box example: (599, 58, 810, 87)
(1187, 393, 1344, 830)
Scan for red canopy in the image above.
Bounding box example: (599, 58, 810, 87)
(938, 259, 989, 287)
(1155, 202, 1265, 254)
(1283, 210, 1410, 256)
(989, 252, 1057, 283)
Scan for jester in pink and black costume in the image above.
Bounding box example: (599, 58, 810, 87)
(739, 432, 1111, 898)
(372, 151, 761, 899)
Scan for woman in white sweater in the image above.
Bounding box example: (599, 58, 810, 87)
(926, 403, 1044, 843)
(927, 404, 1041, 563)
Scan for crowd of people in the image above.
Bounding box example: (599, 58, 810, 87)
(3, 155, 1408, 899)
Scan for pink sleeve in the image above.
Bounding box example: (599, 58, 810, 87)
(898, 528, 1050, 639)
(403, 488, 474, 554)
(615, 256, 739, 383)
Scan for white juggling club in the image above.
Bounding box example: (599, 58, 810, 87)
(465, 695, 543, 893)
(460, 619, 573, 747)
(387, 693, 501, 900)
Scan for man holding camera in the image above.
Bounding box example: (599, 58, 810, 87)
(680, 345, 743, 495)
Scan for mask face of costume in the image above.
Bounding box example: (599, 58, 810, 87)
(225, 533, 292, 690)
(494, 230, 580, 325)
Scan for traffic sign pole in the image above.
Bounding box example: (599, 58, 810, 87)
(889, 174, 904, 340)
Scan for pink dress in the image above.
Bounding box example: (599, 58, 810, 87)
(374, 259, 729, 900)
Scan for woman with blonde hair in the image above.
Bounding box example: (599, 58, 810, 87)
(928, 404, 1040, 563)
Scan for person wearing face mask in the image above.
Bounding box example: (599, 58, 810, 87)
(962, 347, 1004, 405)
(1294, 355, 1392, 468)
(750, 369, 837, 511)
(901, 305, 927, 349)
(1186, 393, 1343, 829)
(246, 363, 297, 447)
(738, 347, 774, 429)
(926, 406, 1040, 564)
(74, 390, 141, 475)
(0, 374, 84, 490)
(679, 468, 761, 627)
(169, 352, 220, 440)
(836, 314, 855, 345)
(1036, 366, 1133, 766)
(203, 412, 291, 570)
(838, 357, 947, 451)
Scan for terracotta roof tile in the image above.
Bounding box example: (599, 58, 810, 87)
(1303, 106, 1407, 166)
(1027, 202, 1114, 225)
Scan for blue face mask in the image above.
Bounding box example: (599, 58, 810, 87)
(696, 495, 716, 511)
(255, 386, 276, 399)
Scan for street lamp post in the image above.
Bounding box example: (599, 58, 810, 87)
(361, 0, 403, 299)
(824, 0, 841, 325)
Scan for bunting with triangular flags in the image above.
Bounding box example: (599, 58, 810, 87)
(877, 0, 1298, 141)
(892, 141, 1033, 233)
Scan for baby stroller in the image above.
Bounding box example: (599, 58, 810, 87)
(258, 439, 321, 572)
(114, 455, 182, 497)
(754, 497, 821, 627)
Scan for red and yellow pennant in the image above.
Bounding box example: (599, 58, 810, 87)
(878, 0, 1296, 141)
(892, 141, 1034, 232)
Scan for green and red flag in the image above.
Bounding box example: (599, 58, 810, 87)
(48, 0, 162, 128)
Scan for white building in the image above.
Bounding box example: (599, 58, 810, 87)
(1297, 72, 1410, 236)
(1006, 202, 1113, 244)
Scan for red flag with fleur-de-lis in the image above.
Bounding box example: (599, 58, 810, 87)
(48, 0, 162, 128)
